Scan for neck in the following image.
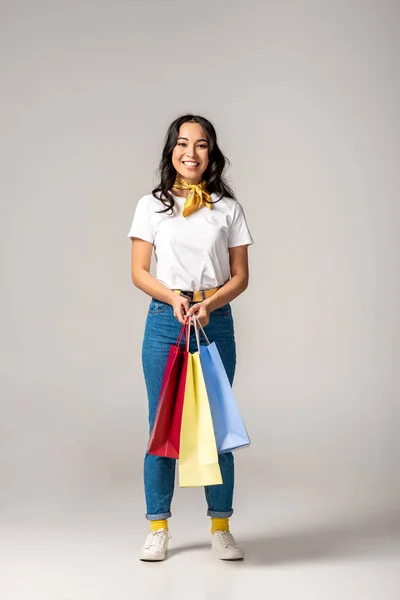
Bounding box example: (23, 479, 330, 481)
(177, 174, 203, 186)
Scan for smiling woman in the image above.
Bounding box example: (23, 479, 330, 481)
(127, 113, 254, 562)
(151, 114, 235, 216)
(172, 123, 210, 183)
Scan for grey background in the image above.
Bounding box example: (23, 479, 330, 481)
(1, 0, 399, 598)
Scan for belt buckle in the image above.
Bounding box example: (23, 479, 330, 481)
(182, 290, 194, 302)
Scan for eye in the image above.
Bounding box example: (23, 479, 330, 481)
(177, 142, 187, 146)
(198, 144, 208, 149)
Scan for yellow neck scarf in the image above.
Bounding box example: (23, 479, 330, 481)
(173, 175, 212, 218)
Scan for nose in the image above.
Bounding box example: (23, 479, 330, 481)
(185, 144, 197, 158)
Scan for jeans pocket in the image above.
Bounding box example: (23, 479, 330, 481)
(148, 299, 170, 314)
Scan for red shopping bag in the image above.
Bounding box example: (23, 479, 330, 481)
(147, 318, 190, 458)
(168, 349, 188, 457)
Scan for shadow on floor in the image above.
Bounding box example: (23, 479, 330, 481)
(240, 509, 400, 566)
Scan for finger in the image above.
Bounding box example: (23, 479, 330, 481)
(175, 309, 184, 325)
(187, 304, 200, 317)
(192, 312, 203, 323)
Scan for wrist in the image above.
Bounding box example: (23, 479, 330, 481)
(166, 289, 178, 304)
(203, 297, 215, 312)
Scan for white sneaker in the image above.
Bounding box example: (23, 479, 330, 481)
(211, 530, 244, 560)
(139, 528, 171, 561)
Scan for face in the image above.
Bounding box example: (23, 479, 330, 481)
(171, 122, 209, 184)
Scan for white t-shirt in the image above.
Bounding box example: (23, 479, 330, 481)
(127, 192, 254, 291)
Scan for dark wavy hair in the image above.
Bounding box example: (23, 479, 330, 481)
(152, 114, 236, 214)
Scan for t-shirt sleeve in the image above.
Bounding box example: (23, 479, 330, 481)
(228, 201, 254, 248)
(126, 195, 154, 243)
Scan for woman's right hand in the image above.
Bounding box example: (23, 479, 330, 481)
(170, 294, 190, 325)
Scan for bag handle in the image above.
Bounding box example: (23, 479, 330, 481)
(176, 315, 191, 351)
(191, 315, 210, 350)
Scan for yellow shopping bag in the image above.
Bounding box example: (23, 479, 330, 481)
(178, 351, 223, 487)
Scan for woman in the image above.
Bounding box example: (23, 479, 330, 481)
(127, 114, 254, 561)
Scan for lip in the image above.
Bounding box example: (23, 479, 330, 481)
(182, 161, 200, 166)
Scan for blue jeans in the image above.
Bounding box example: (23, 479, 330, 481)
(142, 298, 237, 520)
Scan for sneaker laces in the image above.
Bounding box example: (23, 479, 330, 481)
(145, 529, 171, 550)
(214, 531, 238, 549)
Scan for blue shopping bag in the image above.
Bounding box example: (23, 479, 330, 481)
(193, 316, 250, 453)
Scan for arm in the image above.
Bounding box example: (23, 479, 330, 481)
(130, 237, 190, 324)
(187, 245, 250, 325)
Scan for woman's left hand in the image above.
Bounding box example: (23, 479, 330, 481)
(186, 301, 210, 327)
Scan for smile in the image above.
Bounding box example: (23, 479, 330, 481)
(182, 161, 199, 167)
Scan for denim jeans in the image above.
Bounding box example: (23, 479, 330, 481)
(142, 298, 237, 520)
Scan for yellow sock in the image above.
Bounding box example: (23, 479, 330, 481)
(150, 519, 168, 532)
(211, 517, 229, 534)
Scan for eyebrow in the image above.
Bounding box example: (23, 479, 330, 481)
(177, 136, 208, 143)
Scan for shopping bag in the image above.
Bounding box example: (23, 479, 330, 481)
(193, 316, 250, 453)
(168, 349, 188, 457)
(178, 350, 223, 487)
(147, 319, 190, 458)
